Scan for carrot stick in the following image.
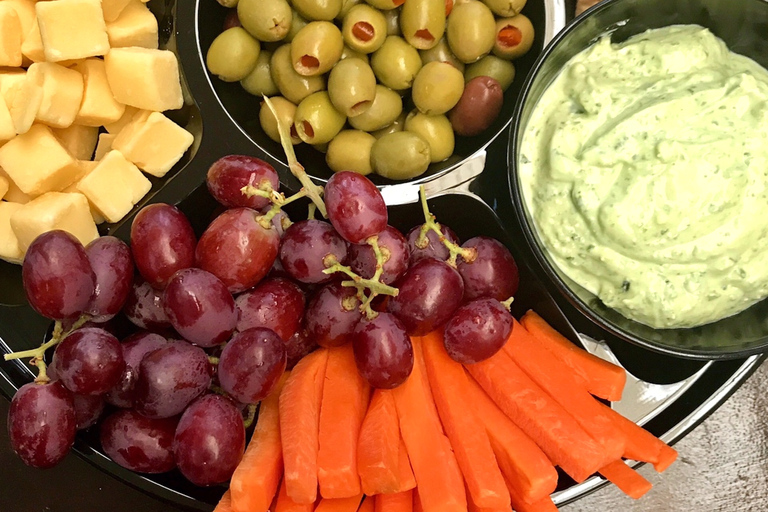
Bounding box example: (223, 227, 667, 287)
(654, 444, 678, 473)
(358, 496, 375, 512)
(319, 344, 371, 498)
(392, 337, 467, 512)
(275, 478, 314, 512)
(464, 373, 558, 504)
(598, 460, 653, 499)
(314, 494, 364, 512)
(395, 437, 416, 492)
(521, 310, 626, 401)
(508, 485, 558, 512)
(214, 490, 233, 512)
(280, 348, 330, 504)
(466, 348, 606, 483)
(357, 389, 401, 495)
(422, 331, 510, 509)
(503, 318, 626, 465)
(412, 490, 424, 512)
(230, 373, 288, 512)
(375, 491, 413, 512)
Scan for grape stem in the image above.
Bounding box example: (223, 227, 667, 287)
(262, 96, 327, 219)
(417, 185, 477, 267)
(501, 297, 514, 311)
(256, 188, 309, 229)
(208, 356, 220, 366)
(243, 403, 258, 429)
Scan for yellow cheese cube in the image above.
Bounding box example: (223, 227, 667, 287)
(0, 4, 22, 67)
(63, 160, 105, 224)
(0, 201, 24, 263)
(94, 132, 116, 160)
(0, 124, 81, 195)
(0, 95, 14, 141)
(112, 111, 193, 177)
(10, 191, 99, 251)
(20, 18, 44, 63)
(106, 0, 158, 49)
(102, 0, 132, 22)
(37, 0, 110, 62)
(77, 149, 151, 223)
(29, 62, 85, 129)
(0, 168, 35, 204)
(105, 48, 183, 111)
(8, 69, 43, 135)
(0, 69, 26, 106)
(4, 0, 36, 40)
(74, 59, 126, 126)
(52, 124, 99, 160)
(0, 174, 9, 199)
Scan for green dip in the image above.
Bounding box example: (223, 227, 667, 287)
(519, 25, 768, 329)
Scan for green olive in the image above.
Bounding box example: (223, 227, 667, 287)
(292, 0, 342, 20)
(383, 8, 400, 35)
(206, 27, 261, 82)
(464, 54, 515, 90)
(364, 0, 403, 10)
(216, 0, 238, 7)
(400, 0, 445, 50)
(371, 131, 431, 179)
(411, 61, 464, 115)
(326, 129, 376, 174)
(493, 14, 534, 60)
(404, 111, 454, 162)
(270, 43, 326, 104)
(446, 1, 496, 63)
(328, 58, 376, 117)
(337, 0, 362, 19)
(291, 22, 344, 76)
(240, 50, 278, 96)
(340, 45, 369, 63)
(259, 96, 302, 145)
(342, 4, 388, 54)
(371, 111, 406, 138)
(294, 91, 347, 144)
(370, 36, 422, 90)
(313, 142, 329, 153)
(284, 9, 309, 42)
(419, 37, 464, 73)
(238, 0, 292, 42)
(481, 0, 526, 17)
(349, 84, 403, 131)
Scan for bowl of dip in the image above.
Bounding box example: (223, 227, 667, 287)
(509, 0, 768, 359)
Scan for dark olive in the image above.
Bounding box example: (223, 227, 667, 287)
(270, 43, 326, 104)
(446, 1, 496, 63)
(326, 129, 377, 174)
(370, 131, 431, 180)
(449, 75, 503, 136)
(464, 54, 515, 91)
(400, 0, 445, 50)
(238, 0, 292, 42)
(342, 4, 388, 54)
(493, 14, 535, 60)
(291, 21, 344, 76)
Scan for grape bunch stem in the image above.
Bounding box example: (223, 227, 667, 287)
(417, 186, 477, 267)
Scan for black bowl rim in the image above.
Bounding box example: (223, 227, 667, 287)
(507, 0, 768, 360)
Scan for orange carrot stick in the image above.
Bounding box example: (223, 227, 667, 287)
(422, 331, 510, 509)
(230, 373, 288, 512)
(280, 348, 329, 504)
(412, 490, 424, 512)
(275, 478, 314, 512)
(375, 491, 413, 512)
(508, 485, 558, 512)
(314, 494, 364, 512)
(464, 373, 558, 504)
(654, 444, 678, 473)
(357, 389, 401, 495)
(521, 310, 626, 401)
(466, 348, 606, 483)
(318, 344, 371, 498)
(358, 496, 375, 512)
(392, 337, 467, 512)
(395, 437, 416, 492)
(598, 460, 653, 499)
(214, 490, 233, 512)
(503, 318, 626, 464)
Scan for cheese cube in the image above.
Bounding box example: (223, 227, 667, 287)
(0, 201, 24, 263)
(77, 149, 151, 223)
(3, 0, 36, 40)
(0, 124, 82, 195)
(10, 191, 99, 251)
(0, 169, 35, 204)
(105, 48, 183, 111)
(103, 106, 147, 134)
(102, 0, 132, 22)
(94, 132, 116, 160)
(29, 62, 85, 129)
(52, 124, 99, 160)
(0, 4, 22, 67)
(36, 0, 110, 62)
(0, 95, 14, 141)
(74, 59, 126, 126)
(20, 17, 44, 63)
(63, 160, 104, 224)
(0, 69, 27, 106)
(8, 69, 43, 135)
(106, 0, 158, 49)
(112, 111, 193, 177)
(0, 174, 9, 199)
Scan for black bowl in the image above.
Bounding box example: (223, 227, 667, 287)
(509, 0, 768, 359)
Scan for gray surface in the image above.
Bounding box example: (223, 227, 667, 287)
(565, 360, 768, 511)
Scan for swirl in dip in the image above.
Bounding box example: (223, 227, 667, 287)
(519, 25, 768, 329)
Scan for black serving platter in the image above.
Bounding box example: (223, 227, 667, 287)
(0, 0, 765, 510)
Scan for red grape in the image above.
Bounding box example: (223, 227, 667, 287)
(85, 236, 134, 323)
(22, 230, 95, 320)
(100, 409, 178, 473)
(173, 394, 245, 486)
(279, 220, 348, 284)
(122, 277, 173, 333)
(443, 298, 513, 364)
(163, 268, 237, 347)
(73, 393, 105, 430)
(406, 224, 460, 264)
(8, 381, 75, 468)
(133, 341, 212, 419)
(353, 312, 413, 389)
(196, 207, 280, 293)
(131, 203, 197, 289)
(284, 327, 318, 369)
(218, 327, 287, 404)
(53, 327, 125, 396)
(206, 155, 279, 210)
(106, 332, 169, 408)
(305, 282, 361, 348)
(235, 277, 305, 341)
(457, 237, 519, 301)
(324, 171, 387, 244)
(348, 225, 409, 285)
